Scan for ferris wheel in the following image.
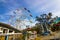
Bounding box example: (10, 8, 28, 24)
(8, 7, 33, 30)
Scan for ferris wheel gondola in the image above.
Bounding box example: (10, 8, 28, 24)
(24, 8, 33, 17)
(24, 7, 33, 23)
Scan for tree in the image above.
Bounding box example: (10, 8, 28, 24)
(35, 13, 53, 35)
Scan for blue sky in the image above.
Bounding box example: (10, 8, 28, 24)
(0, 0, 60, 29)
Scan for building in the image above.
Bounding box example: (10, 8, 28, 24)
(0, 22, 21, 34)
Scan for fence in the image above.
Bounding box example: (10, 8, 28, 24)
(0, 33, 23, 40)
(0, 32, 60, 40)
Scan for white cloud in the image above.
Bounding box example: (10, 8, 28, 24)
(24, 0, 46, 9)
(18, 18, 37, 29)
(35, 0, 55, 12)
(24, 0, 60, 15)
(52, 11, 60, 18)
(50, 0, 60, 18)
